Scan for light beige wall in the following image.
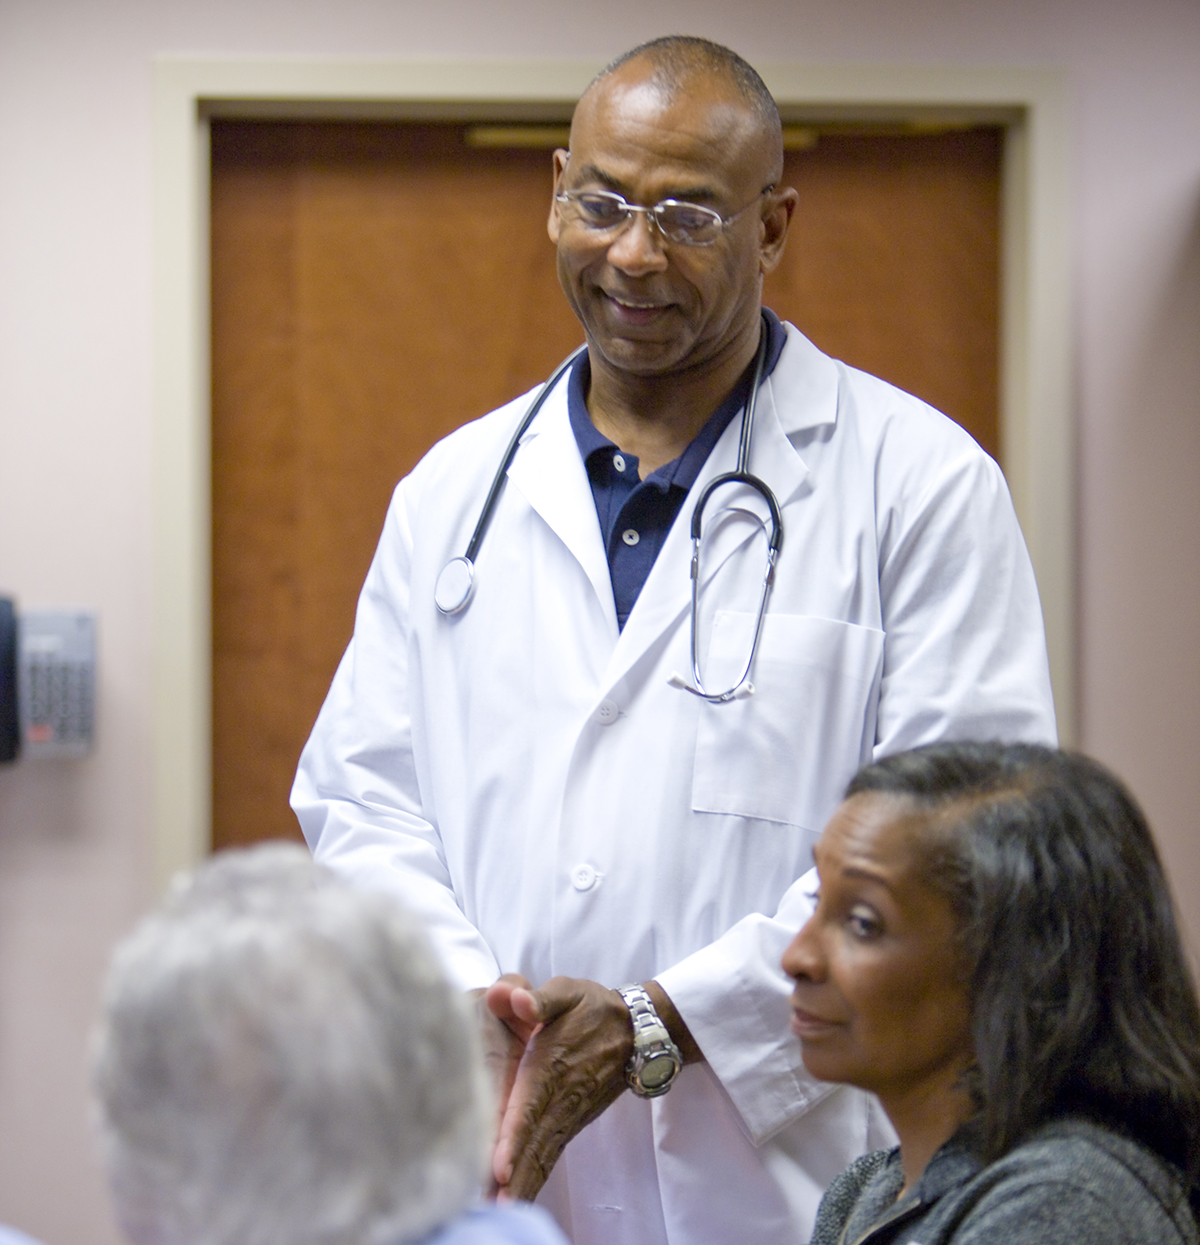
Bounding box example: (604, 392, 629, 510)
(0, 0, 1197, 1241)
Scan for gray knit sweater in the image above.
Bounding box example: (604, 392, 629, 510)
(810, 1117, 1197, 1245)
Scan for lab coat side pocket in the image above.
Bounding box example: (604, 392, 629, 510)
(691, 613, 885, 830)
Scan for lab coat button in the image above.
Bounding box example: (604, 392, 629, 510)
(595, 698, 620, 725)
(571, 863, 597, 891)
(621, 529, 640, 546)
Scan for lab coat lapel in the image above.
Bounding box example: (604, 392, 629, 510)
(602, 342, 825, 689)
(674, 324, 840, 594)
(505, 393, 617, 627)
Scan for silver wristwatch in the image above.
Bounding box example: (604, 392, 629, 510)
(618, 984, 683, 1098)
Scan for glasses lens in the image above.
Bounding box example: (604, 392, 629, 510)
(656, 202, 723, 244)
(558, 192, 727, 245)
(568, 192, 630, 230)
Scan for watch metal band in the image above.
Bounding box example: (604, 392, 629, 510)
(619, 984, 668, 1040)
(618, 983, 683, 1098)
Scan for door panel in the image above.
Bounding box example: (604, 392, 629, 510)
(210, 120, 1000, 850)
(767, 129, 1000, 457)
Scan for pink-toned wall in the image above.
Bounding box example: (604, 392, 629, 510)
(0, 0, 1197, 1241)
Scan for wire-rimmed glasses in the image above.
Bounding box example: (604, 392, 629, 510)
(554, 186, 773, 247)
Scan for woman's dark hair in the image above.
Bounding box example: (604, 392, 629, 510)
(847, 742, 1200, 1185)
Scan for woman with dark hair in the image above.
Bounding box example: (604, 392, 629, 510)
(784, 741, 1200, 1245)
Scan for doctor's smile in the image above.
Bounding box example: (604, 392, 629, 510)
(601, 294, 676, 328)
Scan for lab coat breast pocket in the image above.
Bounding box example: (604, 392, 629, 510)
(691, 612, 886, 830)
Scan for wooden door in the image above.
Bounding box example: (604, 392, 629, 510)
(210, 120, 1000, 850)
(769, 128, 1000, 457)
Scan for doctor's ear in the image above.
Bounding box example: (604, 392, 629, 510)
(548, 148, 570, 243)
(759, 186, 798, 276)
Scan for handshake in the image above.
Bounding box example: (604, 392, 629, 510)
(479, 976, 697, 1200)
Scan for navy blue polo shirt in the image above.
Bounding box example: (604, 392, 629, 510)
(568, 310, 787, 629)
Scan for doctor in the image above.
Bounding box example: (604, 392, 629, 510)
(293, 35, 1057, 1245)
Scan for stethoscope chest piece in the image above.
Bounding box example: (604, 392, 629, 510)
(434, 556, 476, 615)
(435, 343, 587, 619)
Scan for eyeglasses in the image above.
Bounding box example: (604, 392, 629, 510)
(554, 187, 773, 247)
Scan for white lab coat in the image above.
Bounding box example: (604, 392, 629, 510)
(293, 323, 1057, 1245)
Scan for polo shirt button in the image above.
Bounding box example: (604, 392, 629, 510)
(595, 698, 619, 725)
(613, 453, 626, 473)
(621, 529, 640, 546)
(571, 863, 598, 891)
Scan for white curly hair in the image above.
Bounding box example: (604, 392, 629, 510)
(92, 842, 490, 1245)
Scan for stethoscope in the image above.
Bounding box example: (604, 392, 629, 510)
(434, 313, 783, 704)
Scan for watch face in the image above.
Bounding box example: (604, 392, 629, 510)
(639, 1053, 678, 1091)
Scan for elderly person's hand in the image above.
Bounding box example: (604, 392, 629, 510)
(472, 973, 537, 1186)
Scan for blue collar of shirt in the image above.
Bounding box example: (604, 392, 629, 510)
(567, 308, 787, 490)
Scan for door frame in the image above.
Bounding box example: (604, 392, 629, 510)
(151, 57, 1072, 888)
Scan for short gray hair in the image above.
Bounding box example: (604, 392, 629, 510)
(92, 843, 489, 1245)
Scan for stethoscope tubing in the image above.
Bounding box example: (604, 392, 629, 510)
(434, 344, 586, 614)
(436, 313, 784, 706)
(681, 316, 783, 702)
(466, 346, 586, 563)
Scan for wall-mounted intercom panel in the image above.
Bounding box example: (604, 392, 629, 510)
(0, 599, 17, 763)
(0, 598, 96, 763)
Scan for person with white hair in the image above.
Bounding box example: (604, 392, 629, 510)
(91, 842, 567, 1245)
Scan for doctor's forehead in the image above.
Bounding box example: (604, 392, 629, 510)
(575, 57, 764, 135)
(568, 65, 776, 188)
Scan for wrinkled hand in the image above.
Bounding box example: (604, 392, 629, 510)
(474, 973, 539, 1186)
(488, 976, 633, 1201)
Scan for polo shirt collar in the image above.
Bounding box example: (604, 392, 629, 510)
(567, 308, 788, 486)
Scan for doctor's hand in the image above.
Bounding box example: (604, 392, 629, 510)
(489, 976, 633, 1202)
